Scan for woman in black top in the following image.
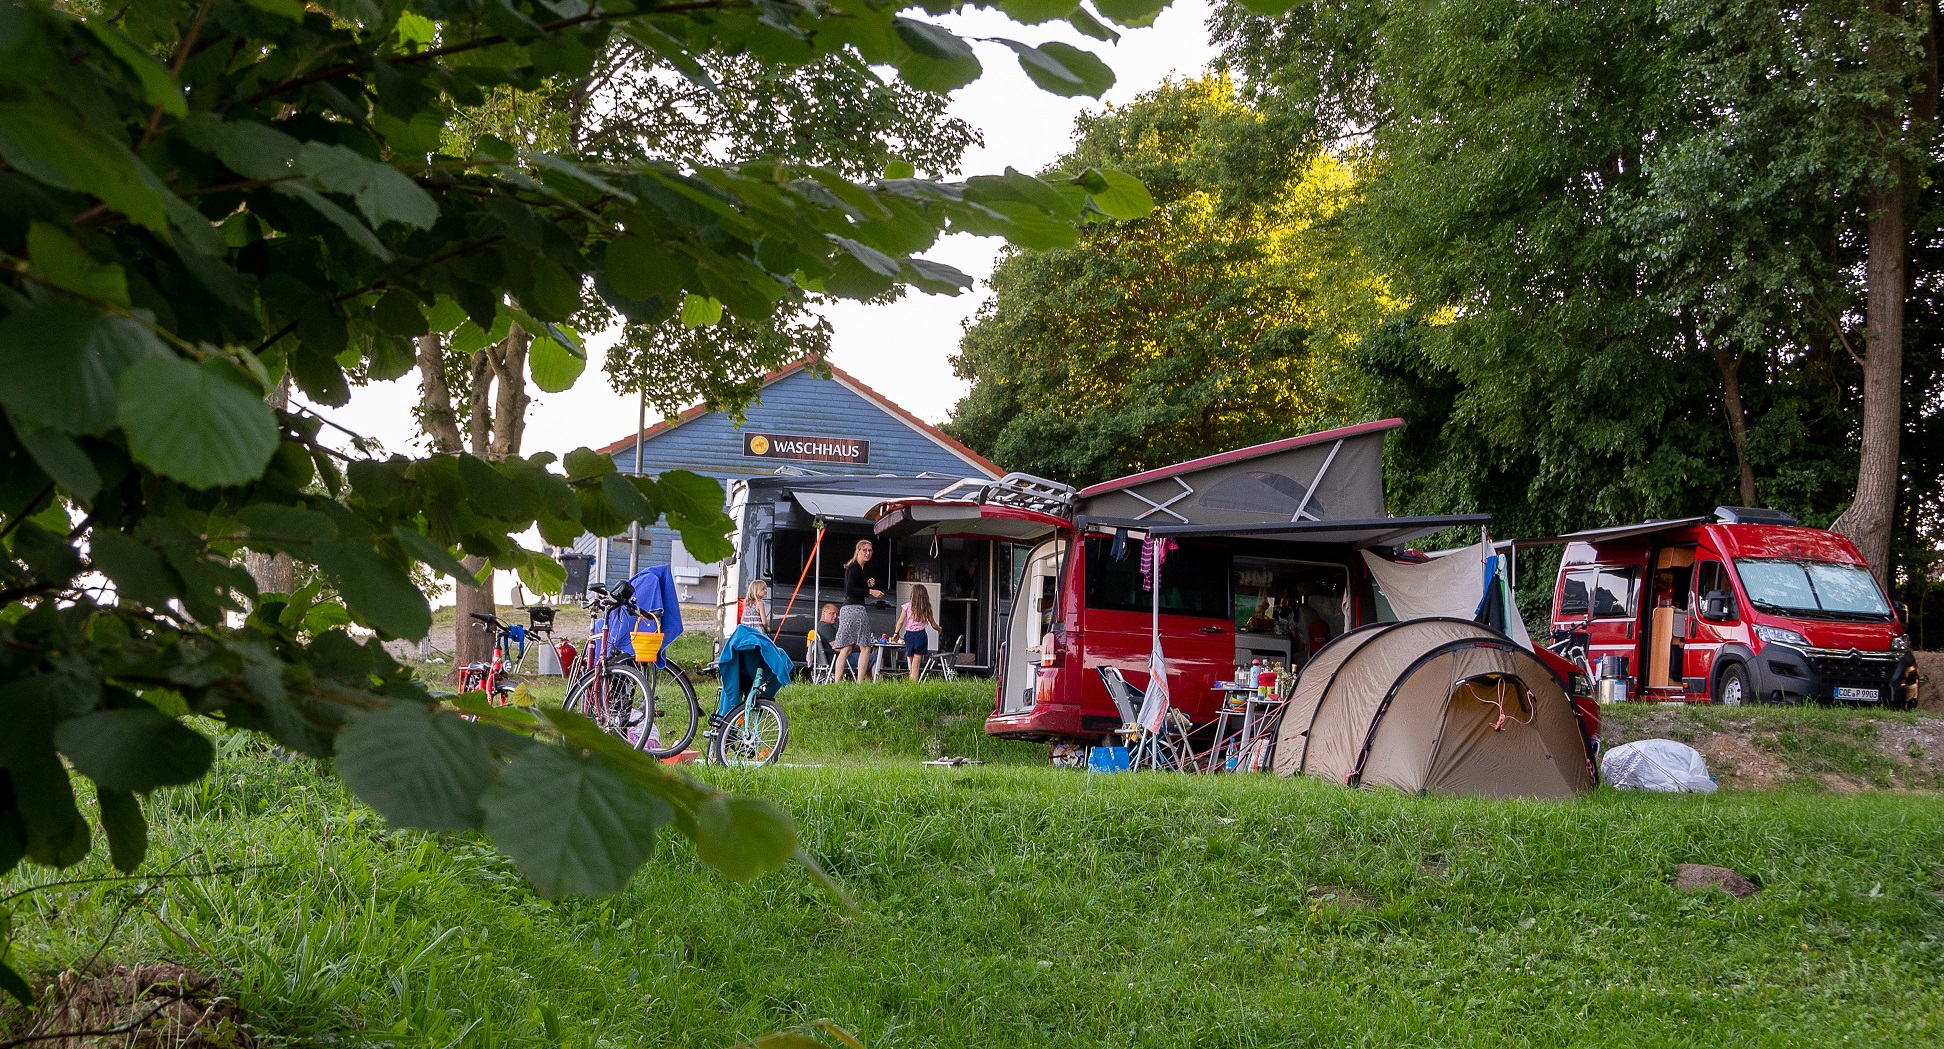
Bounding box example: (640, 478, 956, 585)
(832, 539, 882, 681)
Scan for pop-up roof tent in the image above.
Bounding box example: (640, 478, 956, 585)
(1272, 619, 1595, 799)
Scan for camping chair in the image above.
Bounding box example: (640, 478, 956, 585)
(918, 635, 965, 681)
(515, 605, 555, 671)
(1098, 666, 1194, 772)
(807, 635, 839, 685)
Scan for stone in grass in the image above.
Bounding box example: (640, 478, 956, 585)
(1674, 863, 1761, 898)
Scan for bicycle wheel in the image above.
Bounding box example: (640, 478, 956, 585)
(636, 662, 699, 758)
(707, 696, 788, 768)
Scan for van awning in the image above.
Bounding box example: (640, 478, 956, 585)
(872, 501, 1069, 541)
(1506, 516, 1711, 551)
(790, 490, 889, 523)
(1124, 513, 1490, 548)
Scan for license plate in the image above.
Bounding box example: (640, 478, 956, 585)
(1834, 686, 1880, 702)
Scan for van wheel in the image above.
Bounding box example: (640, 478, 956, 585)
(1714, 662, 1751, 707)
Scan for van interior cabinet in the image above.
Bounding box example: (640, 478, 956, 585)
(1648, 608, 1686, 688)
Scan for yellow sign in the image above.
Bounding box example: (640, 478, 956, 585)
(748, 434, 770, 455)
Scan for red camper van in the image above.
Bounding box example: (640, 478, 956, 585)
(1535, 508, 1916, 707)
(872, 420, 1500, 742)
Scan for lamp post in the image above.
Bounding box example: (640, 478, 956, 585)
(628, 385, 644, 576)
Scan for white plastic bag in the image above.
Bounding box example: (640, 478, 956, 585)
(1600, 738, 1717, 793)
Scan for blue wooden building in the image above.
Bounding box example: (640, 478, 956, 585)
(578, 358, 1001, 599)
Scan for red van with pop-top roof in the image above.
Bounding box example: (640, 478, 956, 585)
(1540, 507, 1916, 707)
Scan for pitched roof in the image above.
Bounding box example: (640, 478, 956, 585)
(596, 357, 1004, 478)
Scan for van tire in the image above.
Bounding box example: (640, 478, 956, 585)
(1714, 661, 1751, 707)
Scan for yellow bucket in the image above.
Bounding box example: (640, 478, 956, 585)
(630, 614, 664, 664)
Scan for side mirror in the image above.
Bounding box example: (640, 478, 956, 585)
(1895, 600, 1910, 625)
(1703, 590, 1733, 621)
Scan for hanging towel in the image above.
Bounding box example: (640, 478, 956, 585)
(1139, 538, 1178, 592)
(1111, 528, 1130, 561)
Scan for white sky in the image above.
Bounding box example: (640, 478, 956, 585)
(310, 2, 1218, 461)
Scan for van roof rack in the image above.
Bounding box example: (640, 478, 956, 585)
(1714, 505, 1799, 526)
(930, 472, 1079, 517)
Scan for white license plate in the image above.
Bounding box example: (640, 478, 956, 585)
(1834, 686, 1880, 702)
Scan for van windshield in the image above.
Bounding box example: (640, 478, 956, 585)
(1733, 559, 1891, 620)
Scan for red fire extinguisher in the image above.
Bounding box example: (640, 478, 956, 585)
(555, 637, 578, 677)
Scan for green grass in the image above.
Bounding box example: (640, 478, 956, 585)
(8, 746, 1944, 1048)
(9, 689, 1944, 1047)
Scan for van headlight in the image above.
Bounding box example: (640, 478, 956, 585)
(1892, 634, 1909, 651)
(1753, 624, 1810, 647)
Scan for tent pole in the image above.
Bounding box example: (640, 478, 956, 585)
(1151, 534, 1161, 658)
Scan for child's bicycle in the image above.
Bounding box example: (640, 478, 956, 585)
(707, 648, 790, 767)
(458, 612, 519, 702)
(562, 582, 701, 758)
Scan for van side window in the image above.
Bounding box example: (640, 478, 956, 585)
(1559, 570, 1593, 616)
(1083, 536, 1229, 619)
(1592, 568, 1637, 618)
(1695, 561, 1736, 620)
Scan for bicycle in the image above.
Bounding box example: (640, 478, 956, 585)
(707, 667, 789, 767)
(707, 637, 791, 767)
(458, 612, 519, 702)
(562, 583, 702, 758)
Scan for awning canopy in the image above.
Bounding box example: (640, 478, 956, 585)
(1506, 516, 1712, 551)
(1114, 514, 1490, 549)
(790, 489, 892, 523)
(872, 501, 1068, 541)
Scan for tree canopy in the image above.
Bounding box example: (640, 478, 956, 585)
(0, 0, 1194, 995)
(948, 74, 1385, 485)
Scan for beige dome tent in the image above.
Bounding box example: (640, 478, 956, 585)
(1272, 619, 1595, 799)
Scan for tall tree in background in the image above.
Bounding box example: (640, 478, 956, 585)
(948, 75, 1384, 485)
(1213, 0, 1937, 572)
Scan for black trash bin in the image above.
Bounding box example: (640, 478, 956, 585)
(559, 553, 594, 599)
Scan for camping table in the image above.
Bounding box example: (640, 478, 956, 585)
(868, 640, 907, 680)
(1204, 687, 1288, 773)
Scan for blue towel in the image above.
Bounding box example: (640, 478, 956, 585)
(603, 565, 684, 667)
(717, 624, 793, 716)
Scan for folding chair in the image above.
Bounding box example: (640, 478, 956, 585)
(806, 636, 840, 685)
(515, 605, 555, 672)
(1098, 666, 1194, 771)
(919, 635, 965, 681)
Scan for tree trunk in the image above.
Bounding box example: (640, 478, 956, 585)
(1830, 180, 1905, 582)
(416, 334, 464, 455)
(489, 326, 531, 458)
(1707, 340, 1759, 506)
(452, 554, 495, 671)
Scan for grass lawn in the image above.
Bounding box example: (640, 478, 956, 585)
(7, 685, 1944, 1048)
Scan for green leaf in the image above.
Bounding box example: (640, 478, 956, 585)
(238, 503, 340, 545)
(642, 471, 733, 562)
(1086, 168, 1155, 219)
(997, 0, 1080, 23)
(372, 289, 430, 337)
(0, 298, 166, 435)
(1066, 7, 1121, 41)
(274, 183, 392, 259)
(118, 356, 279, 489)
(89, 528, 175, 607)
(884, 159, 916, 179)
(394, 526, 473, 579)
(1007, 41, 1116, 98)
(693, 796, 797, 882)
(55, 707, 215, 791)
(297, 142, 439, 230)
(1091, 0, 1168, 26)
(97, 789, 147, 873)
(678, 293, 723, 327)
(602, 471, 656, 523)
(1229, 0, 1301, 14)
(0, 960, 32, 1008)
(562, 447, 614, 482)
(15, 426, 102, 502)
(528, 331, 586, 393)
(604, 235, 686, 301)
(0, 103, 169, 233)
(312, 541, 432, 639)
(480, 744, 671, 897)
(81, 21, 186, 117)
(893, 19, 982, 92)
(28, 223, 129, 306)
(336, 703, 497, 831)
